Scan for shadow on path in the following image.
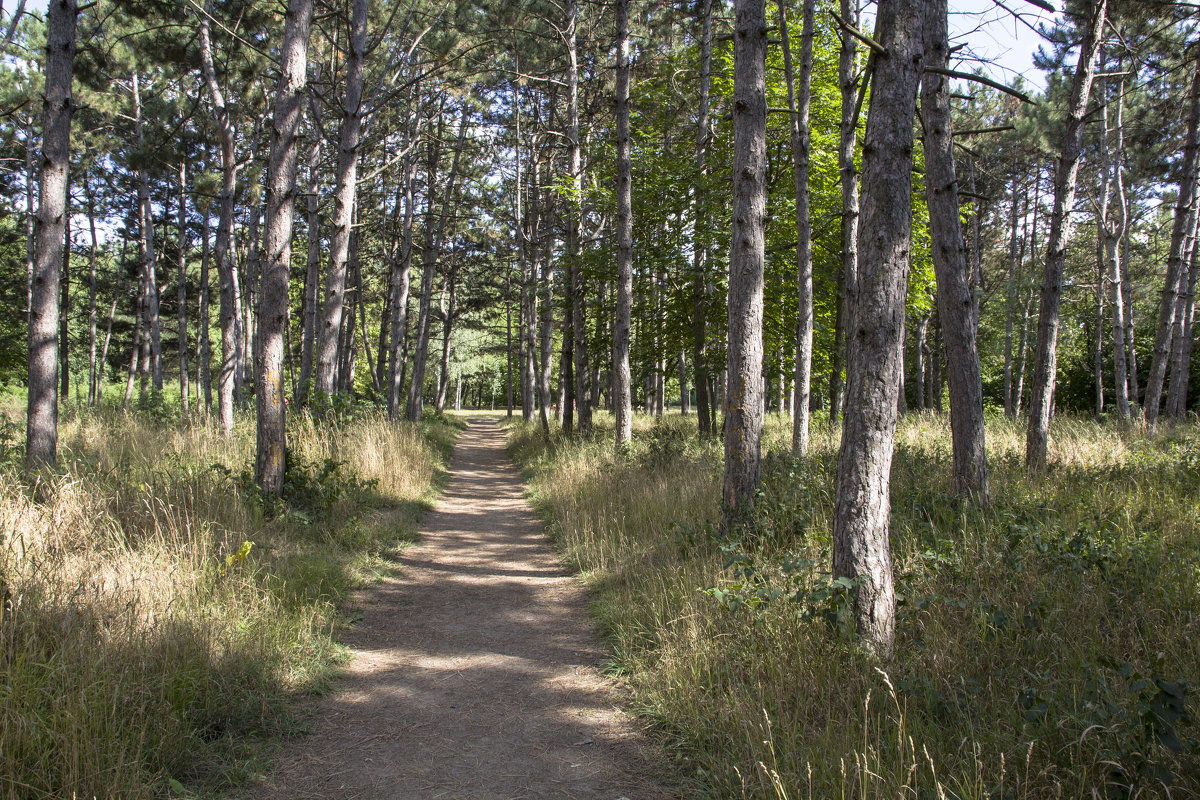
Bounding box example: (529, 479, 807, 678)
(254, 420, 673, 800)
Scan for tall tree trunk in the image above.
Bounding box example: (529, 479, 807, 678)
(566, 0, 591, 437)
(505, 268, 514, 417)
(833, 0, 925, 656)
(1107, 66, 1131, 420)
(124, 272, 144, 409)
(1122, 215, 1139, 405)
(255, 0, 313, 494)
(26, 0, 76, 468)
(915, 313, 928, 411)
(613, 0, 633, 447)
(435, 269, 457, 415)
(59, 203, 70, 400)
(1145, 48, 1200, 431)
(338, 227, 360, 394)
(132, 72, 163, 394)
(407, 110, 467, 422)
(778, 0, 814, 455)
(199, 211, 212, 413)
(177, 162, 190, 416)
(98, 250, 125, 408)
(922, 0, 988, 502)
(538, 198, 555, 435)
(315, 0, 368, 400)
(198, 0, 241, 436)
(25, 120, 34, 327)
(1026, 0, 1105, 468)
(387, 104, 419, 420)
(722, 0, 768, 526)
(691, 0, 715, 438)
(831, 0, 860, 426)
(297, 133, 321, 405)
(1003, 172, 1021, 416)
(1167, 211, 1200, 419)
(85, 173, 98, 406)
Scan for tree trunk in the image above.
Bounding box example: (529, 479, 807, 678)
(1107, 66, 1131, 420)
(691, 0, 715, 438)
(132, 72, 163, 394)
(778, 0, 814, 455)
(297, 126, 322, 405)
(124, 272, 144, 409)
(85, 172, 98, 406)
(26, 0, 76, 468)
(387, 103, 420, 420)
(1026, 0, 1105, 468)
(538, 198, 555, 434)
(722, 0, 768, 526)
(1003, 171, 1021, 416)
(177, 162, 190, 416)
(1145, 49, 1200, 431)
(60, 202, 70, 400)
(315, 0, 368, 400)
(436, 268, 457, 414)
(833, 0, 925, 656)
(198, 0, 241, 436)
(408, 109, 466, 422)
(255, 0, 313, 494)
(921, 0, 989, 502)
(831, 0, 861, 426)
(199, 211, 212, 413)
(1167, 211, 1200, 419)
(613, 0, 634, 447)
(565, 0, 591, 437)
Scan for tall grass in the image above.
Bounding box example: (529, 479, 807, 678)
(509, 411, 1200, 799)
(0, 403, 460, 799)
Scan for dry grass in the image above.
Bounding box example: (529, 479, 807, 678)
(0, 402, 459, 799)
(509, 410, 1200, 800)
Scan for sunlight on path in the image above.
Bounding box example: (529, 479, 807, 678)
(254, 420, 672, 800)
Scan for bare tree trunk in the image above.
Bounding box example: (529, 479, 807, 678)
(408, 110, 466, 422)
(1003, 172, 1021, 416)
(1107, 66, 1131, 420)
(177, 162, 190, 416)
(199, 212, 212, 414)
(315, 0, 368, 400)
(25, 120, 34, 327)
(538, 197, 555, 434)
(833, 0, 925, 656)
(565, 0, 591, 437)
(922, 0, 988, 502)
(915, 314, 928, 411)
(198, 0, 241, 435)
(26, 0, 76, 468)
(86, 173, 98, 406)
(1123, 219, 1139, 405)
(255, 0, 313, 494)
(1167, 209, 1200, 419)
(132, 72, 163, 394)
(124, 272, 144, 409)
(1026, 0, 1105, 469)
(436, 267, 457, 414)
(831, 0, 860, 426)
(388, 103, 419, 420)
(297, 125, 322, 405)
(1146, 52, 1200, 431)
(60, 201, 70, 401)
(691, 0, 715, 438)
(722, 0, 768, 526)
(778, 0, 814, 455)
(613, 0, 633, 446)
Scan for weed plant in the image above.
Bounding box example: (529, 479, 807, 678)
(508, 411, 1199, 799)
(0, 401, 460, 799)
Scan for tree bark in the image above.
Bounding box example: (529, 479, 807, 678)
(1145, 47, 1200, 431)
(538, 189, 555, 435)
(407, 109, 467, 422)
(199, 211, 212, 414)
(691, 0, 715, 438)
(778, 0, 814, 454)
(722, 0, 768, 526)
(26, 0, 76, 468)
(177, 162, 190, 416)
(613, 0, 633, 447)
(388, 103, 420, 419)
(921, 0, 989, 502)
(132, 72, 163, 395)
(255, 0, 313, 494)
(297, 122, 322, 406)
(198, 0, 242, 435)
(1003, 171, 1021, 416)
(565, 0, 591, 437)
(831, 0, 861, 426)
(315, 0, 368, 400)
(1025, 0, 1105, 468)
(833, 0, 925, 656)
(85, 173, 98, 406)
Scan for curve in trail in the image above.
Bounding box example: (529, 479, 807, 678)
(256, 419, 673, 800)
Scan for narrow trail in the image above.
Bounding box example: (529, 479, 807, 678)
(255, 419, 674, 800)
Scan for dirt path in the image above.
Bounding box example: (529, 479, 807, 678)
(255, 419, 674, 800)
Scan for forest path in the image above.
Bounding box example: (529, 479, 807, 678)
(254, 419, 673, 800)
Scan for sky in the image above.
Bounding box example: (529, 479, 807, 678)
(947, 0, 1062, 91)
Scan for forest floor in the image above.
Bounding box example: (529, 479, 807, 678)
(253, 418, 674, 800)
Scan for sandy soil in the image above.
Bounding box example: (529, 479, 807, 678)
(254, 419, 675, 800)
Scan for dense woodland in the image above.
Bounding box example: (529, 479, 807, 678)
(2, 0, 1200, 796)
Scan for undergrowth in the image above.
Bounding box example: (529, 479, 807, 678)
(0, 401, 462, 799)
(508, 411, 1199, 799)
